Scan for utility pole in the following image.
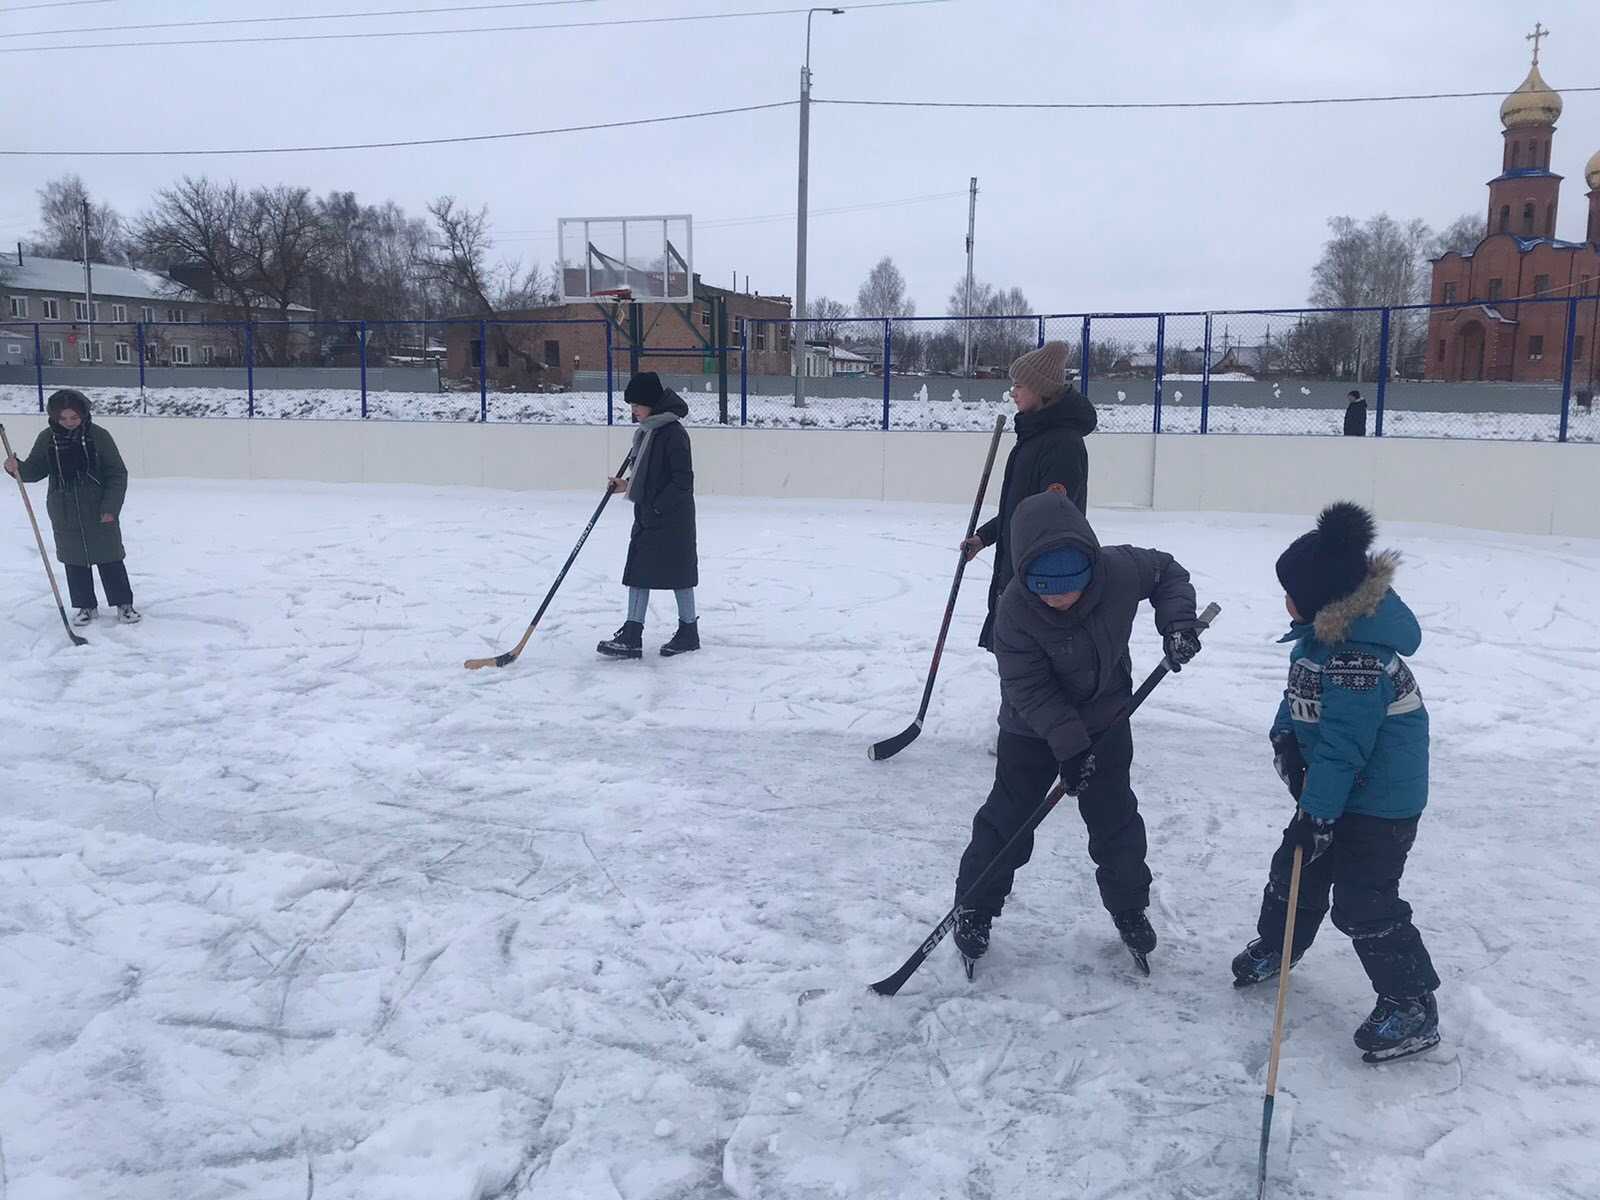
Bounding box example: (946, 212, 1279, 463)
(961, 176, 978, 377)
(81, 196, 95, 366)
(794, 6, 843, 408)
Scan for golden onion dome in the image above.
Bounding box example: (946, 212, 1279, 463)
(1587, 148, 1600, 190)
(1501, 63, 1563, 129)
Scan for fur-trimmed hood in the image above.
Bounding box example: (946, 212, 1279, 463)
(1281, 549, 1420, 652)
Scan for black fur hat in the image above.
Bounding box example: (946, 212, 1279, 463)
(1276, 501, 1376, 621)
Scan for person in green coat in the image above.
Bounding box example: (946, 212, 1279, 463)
(3, 388, 141, 625)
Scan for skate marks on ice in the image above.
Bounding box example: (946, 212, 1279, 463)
(2, 483, 1599, 1197)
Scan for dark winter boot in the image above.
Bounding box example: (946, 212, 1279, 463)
(1231, 937, 1303, 988)
(1113, 909, 1157, 974)
(596, 620, 644, 660)
(953, 907, 992, 979)
(660, 619, 700, 657)
(1353, 993, 1440, 1063)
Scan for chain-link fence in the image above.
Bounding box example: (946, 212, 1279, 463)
(4, 299, 1597, 441)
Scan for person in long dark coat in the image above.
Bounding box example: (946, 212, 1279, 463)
(960, 341, 1098, 651)
(3, 388, 141, 625)
(1343, 390, 1368, 436)
(597, 372, 699, 660)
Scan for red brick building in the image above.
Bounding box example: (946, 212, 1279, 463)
(442, 279, 792, 390)
(1427, 45, 1600, 384)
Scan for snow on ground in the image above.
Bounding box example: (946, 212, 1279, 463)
(4, 382, 1595, 441)
(3, 482, 1599, 1200)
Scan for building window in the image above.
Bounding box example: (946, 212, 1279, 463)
(1488, 278, 1504, 301)
(1512, 142, 1522, 169)
(144, 342, 157, 364)
(140, 306, 153, 324)
(1546, 204, 1555, 237)
(495, 346, 510, 368)
(7, 296, 27, 318)
(735, 320, 745, 347)
(1521, 203, 1536, 236)
(1437, 339, 1446, 364)
(1528, 335, 1545, 361)
(1534, 274, 1551, 296)
(1442, 282, 1458, 304)
(1498, 205, 1511, 233)
(40, 298, 60, 320)
(112, 304, 127, 323)
(76, 340, 103, 363)
(166, 307, 184, 323)
(699, 307, 711, 329)
(72, 300, 90, 321)
(114, 341, 130, 364)
(46, 339, 63, 362)
(171, 343, 191, 365)
(543, 339, 560, 369)
(202, 345, 215, 365)
(779, 328, 790, 354)
(756, 328, 767, 352)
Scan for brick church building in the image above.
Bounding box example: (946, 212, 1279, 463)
(1426, 33, 1600, 384)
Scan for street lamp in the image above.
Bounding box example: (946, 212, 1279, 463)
(794, 6, 843, 407)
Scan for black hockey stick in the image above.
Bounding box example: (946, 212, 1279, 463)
(1, 423, 87, 648)
(868, 413, 1006, 761)
(863, 601, 1221, 998)
(464, 449, 634, 670)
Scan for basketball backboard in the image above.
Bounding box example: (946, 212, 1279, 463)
(559, 215, 693, 305)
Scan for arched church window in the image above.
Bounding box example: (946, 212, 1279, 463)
(1499, 206, 1511, 233)
(1513, 142, 1523, 169)
(1522, 203, 1537, 235)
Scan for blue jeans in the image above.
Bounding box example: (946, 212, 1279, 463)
(627, 587, 696, 625)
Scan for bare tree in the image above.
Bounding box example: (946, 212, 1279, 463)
(855, 257, 915, 319)
(946, 278, 1033, 369)
(804, 296, 852, 344)
(29, 174, 129, 263)
(135, 176, 253, 306)
(1428, 212, 1483, 260)
(1307, 214, 1433, 381)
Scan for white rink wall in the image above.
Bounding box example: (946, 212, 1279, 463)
(2, 412, 1596, 537)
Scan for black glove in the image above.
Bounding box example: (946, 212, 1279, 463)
(1285, 807, 1334, 863)
(1162, 625, 1203, 672)
(1270, 730, 1307, 800)
(1061, 752, 1098, 796)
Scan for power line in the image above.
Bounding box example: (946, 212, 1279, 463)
(818, 86, 1600, 111)
(0, 0, 595, 41)
(0, 100, 796, 157)
(1, 0, 115, 12)
(0, 0, 946, 54)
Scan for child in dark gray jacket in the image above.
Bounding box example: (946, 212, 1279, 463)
(952, 491, 1203, 977)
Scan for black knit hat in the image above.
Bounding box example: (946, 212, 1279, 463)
(623, 371, 665, 412)
(1276, 501, 1376, 621)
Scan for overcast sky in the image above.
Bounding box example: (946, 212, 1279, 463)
(3, 0, 1598, 318)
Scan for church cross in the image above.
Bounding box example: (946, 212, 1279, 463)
(1526, 22, 1549, 66)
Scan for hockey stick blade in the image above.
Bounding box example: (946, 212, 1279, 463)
(867, 719, 922, 761)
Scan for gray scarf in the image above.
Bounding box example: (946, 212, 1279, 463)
(626, 412, 681, 504)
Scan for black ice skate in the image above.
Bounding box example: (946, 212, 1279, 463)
(1354, 993, 1440, 1064)
(596, 620, 644, 660)
(1112, 909, 1157, 975)
(659, 619, 700, 657)
(72, 606, 97, 627)
(118, 604, 142, 624)
(953, 907, 991, 980)
(1231, 937, 1304, 988)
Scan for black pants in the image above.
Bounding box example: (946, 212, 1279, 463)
(64, 560, 133, 609)
(955, 723, 1151, 919)
(1256, 811, 1440, 998)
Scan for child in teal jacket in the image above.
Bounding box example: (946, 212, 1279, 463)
(1232, 502, 1441, 1064)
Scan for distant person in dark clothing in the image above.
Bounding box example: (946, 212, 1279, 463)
(960, 341, 1098, 651)
(1344, 390, 1368, 437)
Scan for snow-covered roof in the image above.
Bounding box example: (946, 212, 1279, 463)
(829, 346, 872, 363)
(2, 255, 204, 303)
(0, 255, 314, 313)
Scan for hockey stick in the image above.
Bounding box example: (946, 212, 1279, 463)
(463, 449, 634, 670)
(869, 413, 1006, 762)
(860, 601, 1222, 998)
(1257, 843, 1304, 1200)
(1, 423, 87, 648)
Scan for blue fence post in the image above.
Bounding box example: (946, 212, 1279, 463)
(1375, 307, 1392, 437)
(32, 324, 44, 412)
(1152, 314, 1166, 434)
(739, 338, 749, 426)
(1559, 296, 1578, 443)
(246, 321, 255, 418)
(605, 320, 615, 426)
(1200, 313, 1213, 434)
(1037, 315, 1046, 349)
(359, 320, 369, 419)
(1079, 316, 1091, 395)
(478, 320, 488, 423)
(882, 319, 893, 431)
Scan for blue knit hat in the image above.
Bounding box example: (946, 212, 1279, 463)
(1026, 545, 1093, 595)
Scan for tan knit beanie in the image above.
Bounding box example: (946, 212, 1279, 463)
(1009, 341, 1069, 401)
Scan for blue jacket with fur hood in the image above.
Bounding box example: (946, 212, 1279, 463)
(1273, 549, 1430, 821)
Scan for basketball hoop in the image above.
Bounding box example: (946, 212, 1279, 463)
(593, 288, 632, 320)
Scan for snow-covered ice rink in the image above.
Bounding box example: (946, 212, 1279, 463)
(3, 480, 1598, 1199)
